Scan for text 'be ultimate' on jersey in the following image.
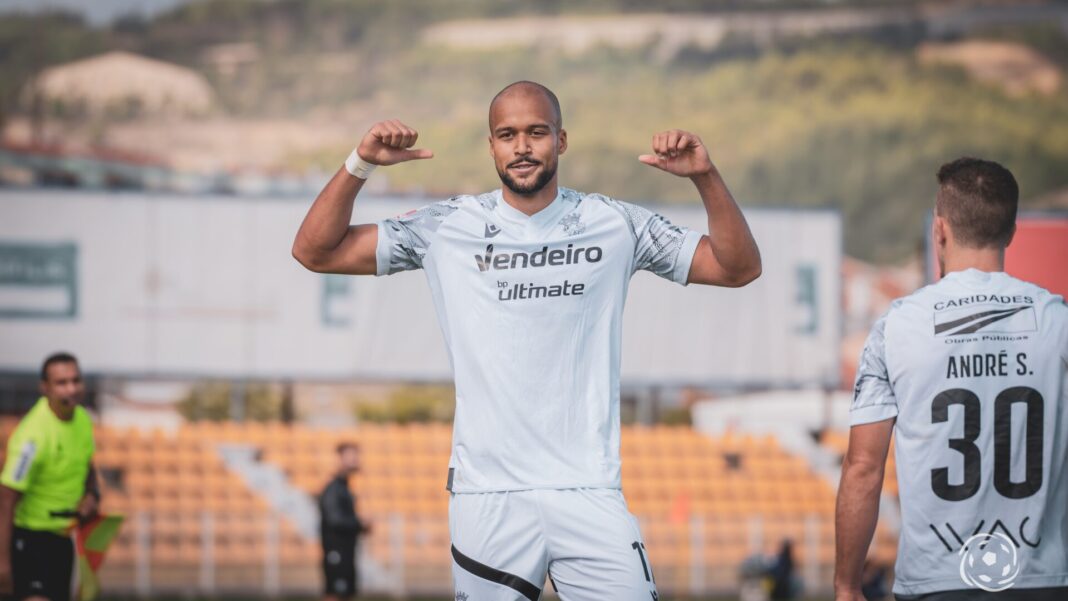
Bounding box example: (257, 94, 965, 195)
(375, 187, 701, 493)
(852, 269, 1068, 596)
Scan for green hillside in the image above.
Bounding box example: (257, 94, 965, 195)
(3, 1, 1067, 261)
(298, 42, 1068, 261)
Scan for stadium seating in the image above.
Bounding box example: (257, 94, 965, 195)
(0, 418, 897, 595)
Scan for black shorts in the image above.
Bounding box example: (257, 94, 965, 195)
(322, 542, 358, 598)
(10, 526, 74, 601)
(896, 586, 1068, 601)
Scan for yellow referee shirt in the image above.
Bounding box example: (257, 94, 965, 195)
(1, 397, 94, 534)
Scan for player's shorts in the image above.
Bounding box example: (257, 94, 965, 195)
(896, 586, 1068, 601)
(449, 488, 658, 601)
(11, 526, 74, 601)
(321, 540, 358, 598)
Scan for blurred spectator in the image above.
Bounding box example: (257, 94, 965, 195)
(769, 539, 800, 600)
(738, 553, 770, 601)
(319, 442, 370, 601)
(861, 558, 891, 600)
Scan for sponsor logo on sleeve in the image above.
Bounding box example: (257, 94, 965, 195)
(13, 440, 36, 482)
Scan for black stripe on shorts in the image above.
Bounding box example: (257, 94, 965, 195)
(451, 544, 541, 601)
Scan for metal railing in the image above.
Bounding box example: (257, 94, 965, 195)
(99, 510, 840, 598)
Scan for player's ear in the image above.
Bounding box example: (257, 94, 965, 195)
(488, 134, 495, 158)
(932, 215, 947, 249)
(557, 128, 567, 155)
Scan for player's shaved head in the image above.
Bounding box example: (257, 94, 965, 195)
(489, 81, 562, 130)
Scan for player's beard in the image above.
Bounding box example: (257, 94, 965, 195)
(497, 158, 557, 196)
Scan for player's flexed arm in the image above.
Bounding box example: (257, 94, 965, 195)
(639, 130, 761, 287)
(292, 120, 433, 274)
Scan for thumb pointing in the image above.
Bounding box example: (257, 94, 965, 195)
(405, 148, 434, 160)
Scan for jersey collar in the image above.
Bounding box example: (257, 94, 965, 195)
(942, 268, 1008, 286)
(493, 187, 567, 229)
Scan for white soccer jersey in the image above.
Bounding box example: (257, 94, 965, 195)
(376, 187, 701, 493)
(852, 269, 1068, 595)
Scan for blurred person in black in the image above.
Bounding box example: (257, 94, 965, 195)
(861, 559, 892, 601)
(319, 442, 369, 601)
(769, 539, 799, 600)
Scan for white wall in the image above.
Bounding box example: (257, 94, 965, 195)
(0, 190, 840, 386)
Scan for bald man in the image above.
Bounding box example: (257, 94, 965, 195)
(293, 81, 761, 600)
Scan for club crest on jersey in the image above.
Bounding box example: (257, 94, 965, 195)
(933, 305, 1037, 337)
(560, 212, 586, 237)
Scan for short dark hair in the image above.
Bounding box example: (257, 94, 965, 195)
(489, 81, 562, 129)
(336, 442, 359, 455)
(936, 157, 1019, 249)
(40, 352, 79, 381)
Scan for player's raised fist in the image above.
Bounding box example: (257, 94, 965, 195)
(638, 129, 714, 177)
(357, 119, 434, 166)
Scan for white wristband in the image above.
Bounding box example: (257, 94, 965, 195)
(344, 149, 377, 180)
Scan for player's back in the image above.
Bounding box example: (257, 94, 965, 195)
(869, 269, 1068, 594)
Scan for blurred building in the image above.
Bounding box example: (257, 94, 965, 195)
(25, 50, 216, 119)
(0, 141, 171, 189)
(839, 257, 923, 389)
(0, 142, 323, 195)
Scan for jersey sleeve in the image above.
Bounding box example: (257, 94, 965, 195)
(1058, 299, 1068, 365)
(375, 199, 461, 276)
(0, 424, 41, 493)
(612, 199, 702, 285)
(850, 312, 899, 426)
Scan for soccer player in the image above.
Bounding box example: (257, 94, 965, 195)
(835, 158, 1068, 600)
(319, 442, 370, 601)
(293, 81, 761, 600)
(0, 353, 99, 601)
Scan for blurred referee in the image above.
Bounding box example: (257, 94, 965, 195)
(0, 353, 99, 601)
(319, 442, 370, 601)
